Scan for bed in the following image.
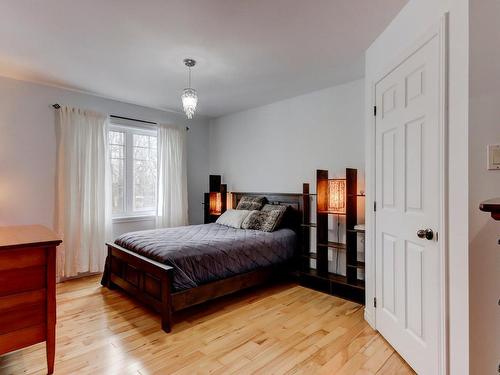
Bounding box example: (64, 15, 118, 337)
(102, 192, 303, 332)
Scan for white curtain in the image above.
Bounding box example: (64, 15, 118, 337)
(55, 106, 112, 278)
(156, 124, 188, 228)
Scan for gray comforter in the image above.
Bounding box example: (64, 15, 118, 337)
(113, 223, 296, 291)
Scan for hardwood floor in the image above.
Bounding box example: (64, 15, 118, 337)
(0, 275, 414, 375)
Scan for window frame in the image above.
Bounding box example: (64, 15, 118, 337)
(109, 122, 158, 220)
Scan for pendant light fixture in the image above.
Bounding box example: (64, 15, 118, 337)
(181, 58, 198, 119)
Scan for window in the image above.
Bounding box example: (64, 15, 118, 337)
(109, 125, 157, 218)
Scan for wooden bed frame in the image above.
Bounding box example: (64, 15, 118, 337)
(105, 192, 303, 332)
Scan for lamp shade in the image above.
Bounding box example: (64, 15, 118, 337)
(328, 179, 346, 214)
(181, 88, 198, 119)
(209, 192, 222, 215)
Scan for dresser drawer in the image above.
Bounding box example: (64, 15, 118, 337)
(0, 300, 45, 335)
(0, 289, 46, 312)
(0, 266, 46, 296)
(0, 324, 46, 355)
(0, 247, 47, 271)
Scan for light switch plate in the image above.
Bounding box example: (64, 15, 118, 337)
(487, 144, 500, 170)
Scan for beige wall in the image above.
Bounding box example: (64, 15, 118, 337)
(469, 0, 500, 373)
(209, 79, 365, 193)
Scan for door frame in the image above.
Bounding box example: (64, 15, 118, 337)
(368, 14, 449, 374)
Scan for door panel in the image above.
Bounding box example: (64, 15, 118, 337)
(382, 130, 397, 209)
(404, 118, 424, 212)
(405, 66, 425, 106)
(405, 240, 424, 339)
(382, 85, 397, 117)
(375, 34, 441, 375)
(382, 233, 397, 316)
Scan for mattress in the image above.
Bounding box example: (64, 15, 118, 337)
(110, 223, 296, 291)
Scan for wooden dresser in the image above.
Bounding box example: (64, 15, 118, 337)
(0, 225, 62, 374)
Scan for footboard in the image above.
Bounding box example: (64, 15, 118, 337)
(106, 243, 293, 333)
(106, 243, 174, 332)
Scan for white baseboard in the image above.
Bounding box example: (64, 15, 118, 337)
(364, 308, 376, 329)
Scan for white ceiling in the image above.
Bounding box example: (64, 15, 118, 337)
(0, 0, 406, 118)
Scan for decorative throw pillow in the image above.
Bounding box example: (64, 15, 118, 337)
(261, 203, 288, 229)
(241, 209, 282, 232)
(236, 195, 267, 211)
(216, 209, 252, 229)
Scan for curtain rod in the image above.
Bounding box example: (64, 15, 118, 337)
(52, 104, 190, 131)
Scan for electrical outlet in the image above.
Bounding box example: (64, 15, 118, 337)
(487, 144, 500, 170)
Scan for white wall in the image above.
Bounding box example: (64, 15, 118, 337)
(364, 0, 469, 374)
(469, 1, 500, 373)
(209, 79, 365, 193)
(0, 76, 210, 236)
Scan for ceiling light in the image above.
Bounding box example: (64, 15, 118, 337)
(181, 58, 198, 119)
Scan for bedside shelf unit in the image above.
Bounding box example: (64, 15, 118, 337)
(299, 168, 365, 304)
(203, 175, 227, 224)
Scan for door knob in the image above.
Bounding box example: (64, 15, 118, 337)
(417, 229, 434, 240)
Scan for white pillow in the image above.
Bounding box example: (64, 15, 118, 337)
(216, 209, 252, 229)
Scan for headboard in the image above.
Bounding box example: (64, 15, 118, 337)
(231, 192, 303, 233)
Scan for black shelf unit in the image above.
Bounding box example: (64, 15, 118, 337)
(203, 175, 227, 224)
(317, 241, 347, 250)
(301, 223, 317, 228)
(299, 168, 365, 304)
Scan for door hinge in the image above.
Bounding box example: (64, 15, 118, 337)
(374, 297, 377, 308)
(373, 106, 377, 116)
(374, 201, 377, 212)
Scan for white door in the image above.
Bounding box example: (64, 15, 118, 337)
(375, 33, 442, 374)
